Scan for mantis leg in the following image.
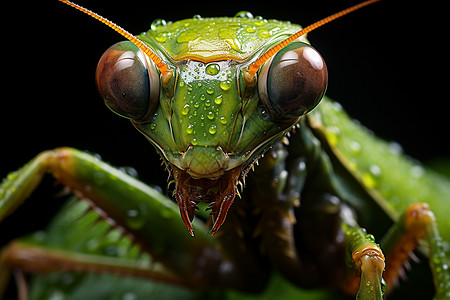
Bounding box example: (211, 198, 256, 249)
(341, 219, 386, 300)
(0, 235, 188, 297)
(380, 203, 450, 299)
(246, 141, 385, 298)
(0, 199, 216, 299)
(0, 148, 223, 290)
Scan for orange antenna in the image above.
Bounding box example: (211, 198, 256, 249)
(247, 0, 381, 77)
(58, 0, 170, 76)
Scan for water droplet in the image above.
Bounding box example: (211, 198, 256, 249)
(261, 110, 269, 119)
(410, 165, 424, 178)
(206, 63, 220, 75)
(349, 141, 361, 153)
(207, 111, 214, 120)
(332, 101, 343, 111)
(151, 19, 167, 30)
(369, 164, 382, 177)
(206, 87, 214, 94)
(6, 171, 18, 180)
(191, 138, 198, 145)
(254, 16, 268, 26)
(388, 141, 403, 155)
(234, 11, 254, 18)
(246, 26, 256, 33)
(186, 124, 194, 134)
(209, 124, 217, 134)
(126, 205, 147, 230)
(214, 95, 223, 104)
(119, 166, 139, 178)
(93, 171, 106, 186)
(219, 80, 232, 91)
(219, 116, 227, 124)
(155, 32, 169, 42)
(365, 234, 375, 242)
(193, 14, 202, 19)
(91, 152, 102, 160)
(150, 122, 157, 130)
(181, 104, 190, 115)
(258, 30, 271, 38)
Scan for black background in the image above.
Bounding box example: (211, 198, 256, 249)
(1, 0, 447, 298)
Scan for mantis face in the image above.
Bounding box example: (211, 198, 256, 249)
(61, 0, 377, 235)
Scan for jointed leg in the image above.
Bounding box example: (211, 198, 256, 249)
(0, 197, 191, 299)
(1, 239, 188, 286)
(0, 148, 222, 291)
(341, 220, 386, 300)
(1, 147, 278, 297)
(381, 203, 450, 299)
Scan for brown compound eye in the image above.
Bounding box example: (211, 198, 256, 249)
(258, 41, 328, 122)
(96, 41, 160, 120)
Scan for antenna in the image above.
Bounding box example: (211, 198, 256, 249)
(58, 0, 171, 75)
(247, 0, 381, 77)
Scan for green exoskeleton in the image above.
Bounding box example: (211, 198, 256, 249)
(1, 0, 449, 299)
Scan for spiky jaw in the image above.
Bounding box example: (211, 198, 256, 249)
(163, 143, 245, 236)
(171, 164, 242, 236)
(134, 120, 290, 236)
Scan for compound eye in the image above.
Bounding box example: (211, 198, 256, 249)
(259, 41, 328, 122)
(96, 41, 159, 120)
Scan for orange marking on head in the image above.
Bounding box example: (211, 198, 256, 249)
(58, 0, 171, 75)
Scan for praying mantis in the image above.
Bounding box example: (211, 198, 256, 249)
(0, 1, 445, 298)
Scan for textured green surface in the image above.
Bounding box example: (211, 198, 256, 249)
(310, 97, 450, 256)
(138, 15, 302, 62)
(133, 15, 308, 177)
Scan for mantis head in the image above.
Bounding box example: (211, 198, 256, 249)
(59, 0, 380, 235)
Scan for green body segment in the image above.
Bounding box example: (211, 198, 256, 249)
(0, 148, 217, 282)
(310, 98, 450, 248)
(57, 149, 222, 279)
